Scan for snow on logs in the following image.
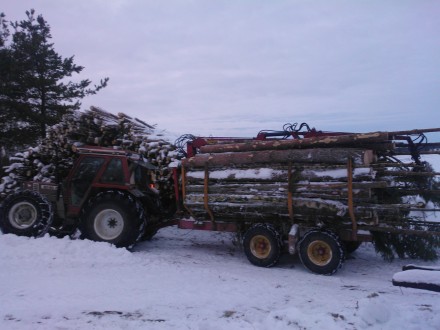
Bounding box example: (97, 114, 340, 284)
(0, 107, 177, 197)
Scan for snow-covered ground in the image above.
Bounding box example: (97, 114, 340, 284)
(1, 226, 439, 330)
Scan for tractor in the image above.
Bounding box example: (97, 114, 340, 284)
(0, 146, 163, 247)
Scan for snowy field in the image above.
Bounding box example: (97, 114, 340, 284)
(1, 226, 439, 330)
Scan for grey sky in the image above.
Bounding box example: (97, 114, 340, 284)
(3, 0, 440, 137)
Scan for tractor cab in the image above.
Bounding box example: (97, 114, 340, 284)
(65, 146, 157, 217)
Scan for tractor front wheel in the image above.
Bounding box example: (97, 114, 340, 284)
(81, 191, 145, 247)
(0, 190, 53, 237)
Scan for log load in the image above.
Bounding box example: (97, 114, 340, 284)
(181, 130, 440, 236)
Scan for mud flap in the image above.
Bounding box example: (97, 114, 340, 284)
(287, 224, 299, 255)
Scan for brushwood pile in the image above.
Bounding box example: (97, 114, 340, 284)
(0, 106, 178, 199)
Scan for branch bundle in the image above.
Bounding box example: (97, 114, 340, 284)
(0, 107, 178, 198)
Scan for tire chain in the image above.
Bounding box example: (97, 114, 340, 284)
(0, 190, 53, 237)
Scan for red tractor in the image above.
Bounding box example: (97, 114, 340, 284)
(0, 146, 163, 247)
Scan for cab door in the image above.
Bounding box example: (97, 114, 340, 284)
(66, 155, 106, 215)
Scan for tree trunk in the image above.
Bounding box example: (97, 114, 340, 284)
(40, 89, 47, 138)
(182, 148, 375, 168)
(200, 132, 390, 154)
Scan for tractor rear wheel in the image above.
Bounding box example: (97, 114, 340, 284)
(243, 224, 282, 267)
(299, 229, 345, 275)
(80, 191, 145, 247)
(0, 190, 53, 237)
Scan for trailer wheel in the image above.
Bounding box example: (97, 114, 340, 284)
(299, 230, 345, 275)
(243, 224, 282, 267)
(80, 191, 145, 248)
(0, 190, 53, 237)
(343, 241, 362, 254)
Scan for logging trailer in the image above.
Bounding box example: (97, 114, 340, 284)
(1, 125, 440, 275)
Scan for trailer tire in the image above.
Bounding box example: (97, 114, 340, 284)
(80, 191, 145, 248)
(0, 190, 53, 237)
(299, 229, 345, 275)
(243, 224, 282, 268)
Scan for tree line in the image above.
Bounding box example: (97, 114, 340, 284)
(0, 9, 108, 153)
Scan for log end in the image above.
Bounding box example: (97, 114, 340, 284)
(363, 150, 376, 166)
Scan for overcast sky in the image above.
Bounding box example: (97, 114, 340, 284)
(3, 1, 440, 137)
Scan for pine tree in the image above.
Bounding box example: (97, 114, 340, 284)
(0, 12, 18, 151)
(0, 12, 9, 46)
(0, 9, 109, 149)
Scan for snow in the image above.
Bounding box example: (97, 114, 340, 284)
(187, 166, 375, 182)
(188, 168, 284, 180)
(4, 162, 23, 173)
(1, 227, 439, 330)
(397, 154, 440, 222)
(403, 264, 440, 271)
(306, 167, 373, 179)
(393, 270, 440, 286)
(398, 154, 440, 172)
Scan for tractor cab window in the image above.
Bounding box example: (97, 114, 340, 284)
(71, 156, 105, 205)
(129, 161, 154, 191)
(100, 158, 124, 184)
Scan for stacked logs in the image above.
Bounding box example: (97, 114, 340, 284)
(0, 106, 178, 199)
(181, 130, 440, 234)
